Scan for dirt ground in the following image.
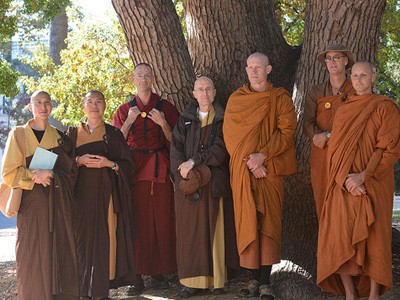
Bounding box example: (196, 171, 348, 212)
(1, 260, 400, 300)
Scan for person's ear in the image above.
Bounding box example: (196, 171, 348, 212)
(266, 65, 272, 74)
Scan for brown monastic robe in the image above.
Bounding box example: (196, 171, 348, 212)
(2, 121, 79, 300)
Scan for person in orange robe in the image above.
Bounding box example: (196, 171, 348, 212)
(317, 61, 400, 300)
(303, 43, 356, 219)
(223, 52, 297, 299)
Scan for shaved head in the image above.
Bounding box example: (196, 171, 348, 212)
(247, 52, 270, 66)
(351, 61, 375, 74)
(31, 90, 50, 102)
(194, 76, 214, 90)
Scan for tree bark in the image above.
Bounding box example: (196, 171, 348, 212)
(112, 0, 391, 284)
(285, 0, 387, 278)
(184, 0, 300, 104)
(111, 0, 195, 111)
(49, 6, 68, 65)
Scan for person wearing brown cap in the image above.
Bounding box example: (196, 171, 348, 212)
(303, 42, 356, 219)
(170, 76, 239, 298)
(317, 61, 400, 299)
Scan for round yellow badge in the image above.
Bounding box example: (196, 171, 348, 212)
(140, 111, 147, 118)
(324, 102, 331, 109)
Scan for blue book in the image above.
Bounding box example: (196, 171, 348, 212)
(29, 147, 58, 170)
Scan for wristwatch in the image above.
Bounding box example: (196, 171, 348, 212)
(111, 162, 117, 170)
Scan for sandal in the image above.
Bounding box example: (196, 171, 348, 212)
(238, 279, 260, 298)
(259, 284, 276, 300)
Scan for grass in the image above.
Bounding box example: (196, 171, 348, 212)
(393, 211, 400, 223)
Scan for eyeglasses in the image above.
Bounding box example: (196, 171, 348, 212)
(324, 55, 345, 62)
(195, 88, 214, 93)
(135, 74, 152, 80)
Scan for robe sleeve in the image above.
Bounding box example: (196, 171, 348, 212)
(259, 94, 297, 160)
(170, 116, 188, 186)
(1, 127, 34, 190)
(303, 87, 320, 139)
(113, 103, 128, 130)
(364, 101, 400, 180)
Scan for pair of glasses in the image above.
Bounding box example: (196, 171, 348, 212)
(195, 88, 214, 93)
(324, 55, 345, 62)
(135, 74, 152, 80)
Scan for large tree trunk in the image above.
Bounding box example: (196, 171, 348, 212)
(184, 0, 300, 104)
(49, 6, 68, 65)
(285, 0, 387, 279)
(49, 6, 68, 131)
(112, 0, 393, 288)
(111, 0, 195, 111)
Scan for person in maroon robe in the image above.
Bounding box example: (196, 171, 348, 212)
(113, 63, 179, 295)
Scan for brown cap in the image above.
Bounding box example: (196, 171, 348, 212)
(179, 164, 211, 201)
(317, 43, 355, 69)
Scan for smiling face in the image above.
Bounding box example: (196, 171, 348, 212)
(193, 77, 216, 112)
(324, 51, 349, 75)
(350, 62, 376, 96)
(83, 91, 106, 120)
(29, 91, 52, 121)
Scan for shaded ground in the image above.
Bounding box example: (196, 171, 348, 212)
(1, 226, 399, 299)
(1, 260, 400, 300)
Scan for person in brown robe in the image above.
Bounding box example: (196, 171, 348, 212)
(317, 61, 400, 300)
(66, 91, 136, 299)
(223, 53, 297, 300)
(113, 63, 179, 295)
(303, 43, 356, 219)
(1, 90, 79, 300)
(170, 76, 239, 298)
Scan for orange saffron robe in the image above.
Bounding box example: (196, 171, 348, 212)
(223, 83, 297, 255)
(303, 79, 355, 218)
(317, 94, 400, 296)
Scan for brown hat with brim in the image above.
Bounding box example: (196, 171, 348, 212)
(317, 43, 355, 69)
(179, 164, 211, 202)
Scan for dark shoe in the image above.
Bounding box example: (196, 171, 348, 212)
(211, 288, 225, 295)
(151, 275, 170, 289)
(178, 286, 199, 298)
(126, 284, 144, 295)
(127, 275, 145, 296)
(238, 279, 260, 298)
(259, 284, 275, 300)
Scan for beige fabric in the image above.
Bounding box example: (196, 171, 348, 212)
(2, 120, 61, 190)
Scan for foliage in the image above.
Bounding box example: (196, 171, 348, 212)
(274, 0, 306, 46)
(0, 94, 31, 147)
(173, 0, 186, 37)
(375, 0, 400, 103)
(0, 0, 71, 42)
(0, 0, 17, 42)
(0, 58, 19, 97)
(22, 9, 134, 126)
